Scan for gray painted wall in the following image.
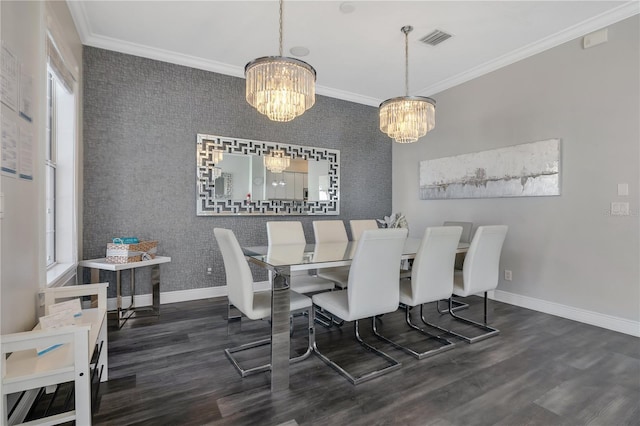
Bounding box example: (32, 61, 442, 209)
(83, 47, 391, 296)
(393, 16, 639, 322)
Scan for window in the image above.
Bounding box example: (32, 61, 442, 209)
(45, 34, 78, 286)
(45, 72, 56, 267)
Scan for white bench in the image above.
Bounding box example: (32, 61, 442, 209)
(1, 283, 108, 425)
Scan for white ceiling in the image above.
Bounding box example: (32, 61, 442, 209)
(67, 1, 639, 106)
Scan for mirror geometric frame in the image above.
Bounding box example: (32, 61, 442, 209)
(197, 133, 340, 216)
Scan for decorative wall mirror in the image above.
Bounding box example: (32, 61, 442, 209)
(196, 134, 340, 215)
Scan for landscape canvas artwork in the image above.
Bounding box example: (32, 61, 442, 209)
(419, 139, 561, 199)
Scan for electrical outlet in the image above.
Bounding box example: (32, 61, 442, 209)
(504, 270, 512, 281)
(611, 202, 630, 216)
(206, 267, 213, 275)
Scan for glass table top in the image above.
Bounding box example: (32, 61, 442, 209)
(242, 238, 469, 269)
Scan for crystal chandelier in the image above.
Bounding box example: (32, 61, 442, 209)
(380, 26, 436, 143)
(245, 0, 316, 122)
(264, 150, 291, 173)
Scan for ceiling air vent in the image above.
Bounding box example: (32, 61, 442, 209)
(419, 29, 452, 46)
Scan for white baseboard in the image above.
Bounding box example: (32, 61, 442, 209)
(489, 289, 640, 337)
(106, 281, 270, 311)
(106, 285, 639, 337)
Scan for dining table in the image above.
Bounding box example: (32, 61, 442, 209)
(242, 237, 470, 392)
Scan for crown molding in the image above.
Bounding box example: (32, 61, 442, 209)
(67, 0, 639, 106)
(66, 0, 92, 44)
(85, 33, 245, 78)
(79, 33, 381, 107)
(316, 85, 380, 107)
(416, 1, 640, 98)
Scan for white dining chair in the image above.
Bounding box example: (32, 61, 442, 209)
(214, 228, 313, 377)
(266, 221, 335, 294)
(313, 220, 350, 289)
(436, 221, 475, 312)
(312, 228, 408, 385)
(349, 219, 378, 241)
(425, 225, 508, 344)
(443, 221, 473, 244)
(372, 226, 462, 359)
(313, 220, 348, 243)
(444, 221, 473, 269)
(267, 221, 306, 245)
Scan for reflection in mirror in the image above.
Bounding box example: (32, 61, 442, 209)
(313, 242, 349, 263)
(214, 173, 232, 198)
(197, 134, 340, 215)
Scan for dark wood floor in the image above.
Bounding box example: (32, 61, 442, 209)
(93, 295, 640, 426)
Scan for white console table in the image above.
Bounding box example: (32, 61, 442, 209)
(79, 256, 171, 328)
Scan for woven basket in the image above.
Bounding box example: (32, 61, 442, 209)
(106, 240, 158, 264)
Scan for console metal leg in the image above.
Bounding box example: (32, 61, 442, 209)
(90, 269, 100, 308)
(151, 264, 160, 316)
(114, 266, 161, 328)
(130, 269, 136, 310)
(116, 271, 123, 327)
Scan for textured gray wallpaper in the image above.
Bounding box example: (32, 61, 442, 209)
(83, 47, 392, 297)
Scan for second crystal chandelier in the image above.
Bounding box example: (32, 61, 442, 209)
(379, 26, 436, 143)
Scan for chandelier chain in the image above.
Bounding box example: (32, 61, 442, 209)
(279, 0, 283, 57)
(405, 29, 409, 96)
(401, 26, 413, 96)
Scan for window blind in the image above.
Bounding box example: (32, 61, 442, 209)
(46, 34, 75, 93)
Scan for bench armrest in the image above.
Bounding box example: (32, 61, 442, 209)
(41, 283, 108, 312)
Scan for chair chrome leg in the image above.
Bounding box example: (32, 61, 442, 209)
(291, 305, 314, 364)
(484, 292, 488, 324)
(224, 337, 272, 377)
(314, 307, 345, 328)
(227, 302, 242, 335)
(313, 318, 401, 385)
(371, 306, 455, 359)
(435, 298, 469, 314)
(314, 308, 334, 328)
(225, 306, 314, 377)
(423, 295, 499, 344)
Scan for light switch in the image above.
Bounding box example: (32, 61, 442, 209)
(618, 183, 629, 196)
(611, 202, 630, 216)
